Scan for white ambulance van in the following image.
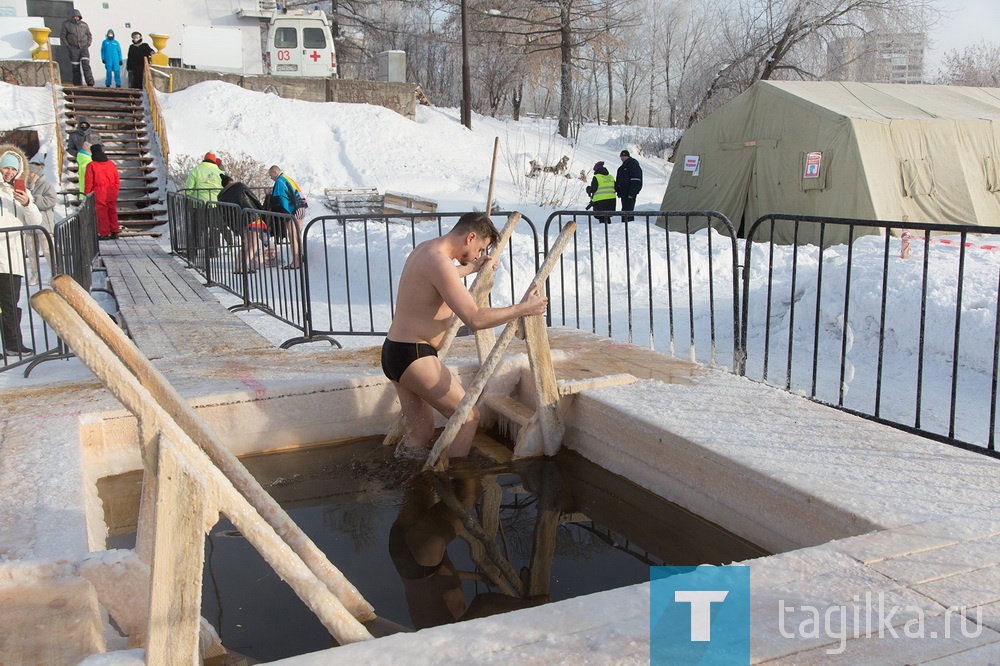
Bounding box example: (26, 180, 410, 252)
(265, 8, 338, 78)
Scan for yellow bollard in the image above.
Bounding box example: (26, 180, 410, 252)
(28, 27, 51, 60)
(149, 33, 170, 66)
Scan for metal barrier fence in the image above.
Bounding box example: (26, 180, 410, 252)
(542, 210, 742, 370)
(742, 214, 1000, 457)
(168, 192, 540, 347)
(167, 194, 1000, 458)
(0, 194, 98, 375)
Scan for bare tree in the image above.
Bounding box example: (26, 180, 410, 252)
(473, 0, 635, 137)
(937, 41, 1000, 87)
(679, 0, 942, 131)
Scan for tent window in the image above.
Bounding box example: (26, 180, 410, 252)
(900, 157, 935, 197)
(984, 156, 1000, 193)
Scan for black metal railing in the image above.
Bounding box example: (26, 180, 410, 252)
(1, 194, 99, 375)
(542, 210, 742, 370)
(169, 192, 540, 347)
(166, 194, 1000, 458)
(741, 214, 1000, 456)
(52, 195, 98, 291)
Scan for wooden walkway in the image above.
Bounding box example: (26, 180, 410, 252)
(98, 236, 273, 360)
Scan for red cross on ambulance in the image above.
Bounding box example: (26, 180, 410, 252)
(309, 51, 321, 62)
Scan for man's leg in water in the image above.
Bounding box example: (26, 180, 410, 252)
(397, 355, 480, 458)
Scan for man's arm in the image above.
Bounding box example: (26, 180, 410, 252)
(431, 257, 546, 331)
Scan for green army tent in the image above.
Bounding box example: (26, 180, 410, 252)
(661, 80, 1000, 245)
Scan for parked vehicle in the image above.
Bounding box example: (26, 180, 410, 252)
(265, 8, 338, 78)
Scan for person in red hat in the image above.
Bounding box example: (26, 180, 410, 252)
(184, 152, 223, 201)
(84, 144, 121, 240)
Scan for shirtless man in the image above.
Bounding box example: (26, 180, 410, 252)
(382, 213, 548, 459)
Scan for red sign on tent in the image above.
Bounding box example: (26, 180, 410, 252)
(804, 151, 822, 179)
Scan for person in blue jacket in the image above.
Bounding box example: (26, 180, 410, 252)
(267, 165, 307, 269)
(100, 29, 122, 88)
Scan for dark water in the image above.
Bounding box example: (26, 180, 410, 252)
(100, 436, 765, 663)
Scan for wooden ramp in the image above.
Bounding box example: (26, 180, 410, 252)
(98, 237, 273, 360)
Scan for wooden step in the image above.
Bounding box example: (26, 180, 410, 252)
(64, 110, 144, 119)
(65, 100, 143, 109)
(556, 374, 638, 396)
(482, 395, 534, 429)
(65, 87, 141, 97)
(67, 158, 154, 169)
(63, 118, 146, 128)
(68, 197, 161, 208)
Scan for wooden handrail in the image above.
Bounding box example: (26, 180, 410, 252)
(143, 60, 170, 167)
(45, 37, 63, 180)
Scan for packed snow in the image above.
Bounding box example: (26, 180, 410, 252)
(2, 79, 998, 449)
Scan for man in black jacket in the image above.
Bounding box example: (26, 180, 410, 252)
(126, 32, 155, 89)
(616, 149, 643, 222)
(60, 9, 94, 87)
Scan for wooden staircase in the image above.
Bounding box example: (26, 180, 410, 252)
(62, 87, 166, 229)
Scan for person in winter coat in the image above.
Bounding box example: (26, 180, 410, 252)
(268, 165, 307, 269)
(25, 161, 57, 286)
(76, 141, 93, 195)
(101, 29, 123, 88)
(126, 32, 155, 89)
(84, 144, 120, 239)
(184, 153, 223, 201)
(0, 145, 43, 356)
(586, 161, 616, 225)
(615, 150, 643, 223)
(67, 117, 100, 158)
(218, 174, 270, 273)
(60, 9, 94, 87)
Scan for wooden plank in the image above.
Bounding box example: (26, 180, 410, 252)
(0, 577, 105, 665)
(482, 394, 533, 428)
(556, 373, 638, 396)
(522, 313, 564, 457)
(146, 439, 208, 666)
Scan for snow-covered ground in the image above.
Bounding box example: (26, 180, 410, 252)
(2, 80, 999, 450)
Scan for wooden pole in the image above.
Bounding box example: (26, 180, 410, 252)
(48, 275, 373, 622)
(423, 221, 577, 470)
(382, 212, 522, 447)
(474, 137, 503, 359)
(485, 137, 499, 217)
(145, 436, 210, 666)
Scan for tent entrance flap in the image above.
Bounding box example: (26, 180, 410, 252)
(721, 143, 758, 236)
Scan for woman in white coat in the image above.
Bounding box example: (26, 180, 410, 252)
(0, 145, 43, 356)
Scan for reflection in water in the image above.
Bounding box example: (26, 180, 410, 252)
(389, 469, 547, 630)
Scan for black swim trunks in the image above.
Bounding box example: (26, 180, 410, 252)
(381, 338, 438, 382)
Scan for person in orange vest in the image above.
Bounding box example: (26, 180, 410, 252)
(84, 144, 121, 240)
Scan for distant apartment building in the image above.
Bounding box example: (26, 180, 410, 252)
(828, 33, 925, 84)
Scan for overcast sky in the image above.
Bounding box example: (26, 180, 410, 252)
(925, 0, 1000, 74)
